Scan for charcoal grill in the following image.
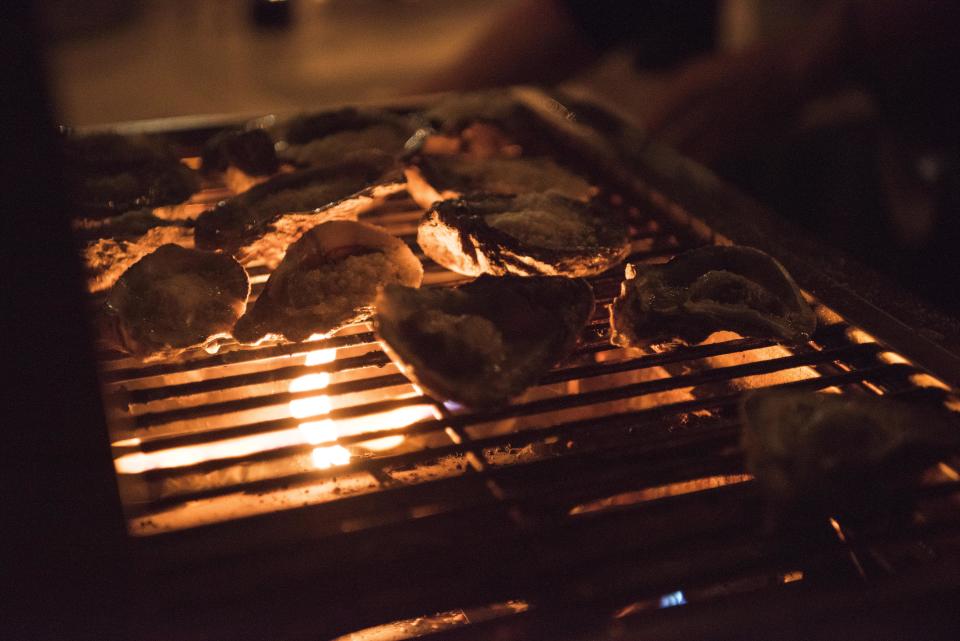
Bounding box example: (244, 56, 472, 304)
(48, 89, 960, 640)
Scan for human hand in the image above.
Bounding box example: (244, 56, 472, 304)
(643, 1, 850, 166)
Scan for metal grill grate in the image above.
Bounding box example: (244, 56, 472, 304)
(91, 104, 960, 641)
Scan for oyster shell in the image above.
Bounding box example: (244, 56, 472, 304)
(610, 245, 816, 348)
(64, 133, 200, 219)
(422, 90, 527, 135)
(103, 244, 249, 358)
(375, 275, 595, 407)
(418, 193, 630, 277)
(80, 218, 195, 294)
(411, 91, 558, 159)
(277, 107, 417, 167)
(741, 389, 959, 522)
(233, 220, 423, 343)
(200, 128, 279, 192)
(404, 156, 595, 210)
(194, 154, 405, 267)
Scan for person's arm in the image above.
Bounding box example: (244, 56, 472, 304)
(643, 0, 960, 165)
(416, 0, 598, 93)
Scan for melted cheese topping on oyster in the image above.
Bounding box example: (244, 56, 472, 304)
(286, 251, 411, 319)
(485, 195, 598, 250)
(446, 157, 593, 201)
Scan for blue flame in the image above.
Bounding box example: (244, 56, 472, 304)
(658, 590, 686, 608)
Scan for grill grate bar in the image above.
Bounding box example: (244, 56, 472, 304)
(126, 336, 879, 444)
(134, 359, 912, 487)
(124, 333, 771, 409)
(100, 330, 379, 382)
(125, 363, 910, 516)
(124, 350, 393, 405)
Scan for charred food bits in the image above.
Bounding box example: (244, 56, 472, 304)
(418, 193, 630, 277)
(375, 275, 595, 408)
(233, 220, 423, 344)
(103, 244, 249, 358)
(610, 245, 816, 348)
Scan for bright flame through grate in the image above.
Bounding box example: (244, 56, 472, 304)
(291, 346, 422, 470)
(290, 348, 351, 469)
(113, 345, 436, 475)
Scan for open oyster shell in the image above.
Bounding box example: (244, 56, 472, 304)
(194, 154, 405, 267)
(610, 245, 816, 348)
(375, 275, 594, 407)
(404, 155, 595, 210)
(741, 389, 959, 522)
(64, 133, 200, 220)
(103, 244, 249, 358)
(233, 220, 423, 344)
(418, 193, 630, 278)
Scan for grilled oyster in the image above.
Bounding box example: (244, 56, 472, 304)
(375, 275, 594, 407)
(741, 389, 959, 522)
(195, 154, 405, 268)
(418, 193, 630, 277)
(200, 128, 279, 192)
(610, 245, 816, 348)
(414, 90, 534, 156)
(103, 244, 249, 358)
(404, 156, 595, 210)
(77, 210, 194, 293)
(423, 91, 527, 134)
(277, 107, 417, 167)
(233, 220, 423, 344)
(64, 133, 200, 219)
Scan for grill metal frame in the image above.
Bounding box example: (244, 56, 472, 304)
(84, 89, 960, 640)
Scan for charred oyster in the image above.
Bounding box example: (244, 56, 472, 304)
(195, 154, 405, 267)
(741, 389, 959, 522)
(200, 128, 279, 192)
(375, 275, 594, 407)
(103, 244, 249, 358)
(233, 220, 423, 344)
(404, 156, 595, 210)
(64, 133, 200, 219)
(610, 245, 816, 348)
(418, 193, 630, 277)
(277, 107, 417, 168)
